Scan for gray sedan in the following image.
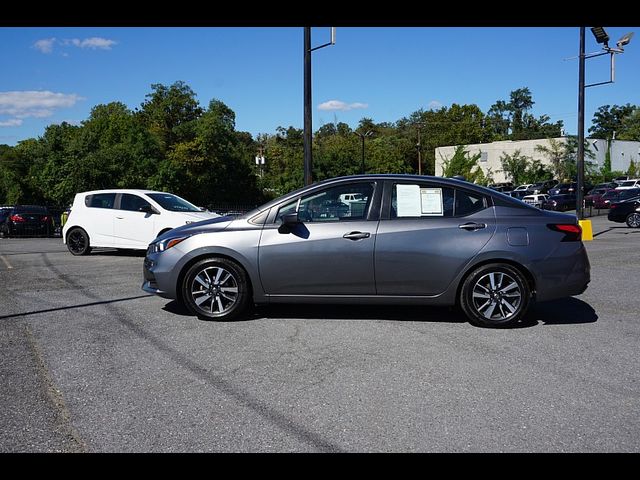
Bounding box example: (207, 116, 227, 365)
(142, 175, 590, 328)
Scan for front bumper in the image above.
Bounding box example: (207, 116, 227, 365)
(142, 256, 172, 299)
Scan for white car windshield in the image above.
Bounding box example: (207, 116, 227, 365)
(146, 193, 202, 212)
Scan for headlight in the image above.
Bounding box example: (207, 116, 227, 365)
(148, 235, 190, 254)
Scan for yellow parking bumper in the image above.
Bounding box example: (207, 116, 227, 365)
(579, 219, 593, 241)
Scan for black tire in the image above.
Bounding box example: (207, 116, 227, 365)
(66, 227, 92, 256)
(459, 263, 531, 328)
(0, 224, 8, 238)
(626, 213, 640, 228)
(181, 257, 251, 321)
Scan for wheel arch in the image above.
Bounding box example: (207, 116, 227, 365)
(176, 252, 255, 305)
(455, 258, 537, 306)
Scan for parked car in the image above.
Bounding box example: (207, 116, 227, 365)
(608, 195, 640, 228)
(584, 187, 615, 207)
(597, 188, 640, 209)
(0, 206, 12, 236)
(528, 180, 557, 195)
(62, 189, 220, 255)
(542, 194, 577, 212)
(0, 205, 54, 237)
(522, 194, 549, 209)
(142, 174, 590, 328)
(509, 189, 530, 200)
(488, 183, 514, 193)
(614, 178, 640, 190)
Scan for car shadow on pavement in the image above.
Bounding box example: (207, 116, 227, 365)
(89, 248, 146, 257)
(163, 297, 597, 328)
(521, 297, 598, 327)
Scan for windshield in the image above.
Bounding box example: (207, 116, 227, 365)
(146, 193, 202, 212)
(619, 181, 637, 187)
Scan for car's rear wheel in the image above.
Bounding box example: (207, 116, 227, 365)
(182, 257, 251, 321)
(626, 213, 640, 228)
(67, 228, 92, 256)
(460, 263, 531, 328)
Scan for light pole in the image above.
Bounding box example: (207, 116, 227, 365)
(304, 27, 335, 186)
(353, 130, 373, 174)
(415, 122, 425, 175)
(576, 26, 633, 221)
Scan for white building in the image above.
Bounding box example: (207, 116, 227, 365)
(434, 137, 640, 184)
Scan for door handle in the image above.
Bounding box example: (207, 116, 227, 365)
(458, 222, 486, 231)
(343, 231, 370, 240)
(116, 216, 124, 219)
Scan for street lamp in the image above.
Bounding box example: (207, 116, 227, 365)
(577, 26, 633, 224)
(304, 27, 336, 186)
(353, 130, 373, 174)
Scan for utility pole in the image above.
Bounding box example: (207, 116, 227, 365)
(303, 27, 335, 186)
(577, 27, 586, 220)
(416, 122, 425, 175)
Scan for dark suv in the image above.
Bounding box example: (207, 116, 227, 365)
(0, 205, 55, 237)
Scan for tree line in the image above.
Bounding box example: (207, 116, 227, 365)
(1, 81, 639, 208)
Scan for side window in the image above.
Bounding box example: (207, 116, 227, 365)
(87, 193, 116, 209)
(391, 183, 454, 218)
(276, 182, 375, 223)
(120, 194, 152, 212)
(454, 189, 487, 216)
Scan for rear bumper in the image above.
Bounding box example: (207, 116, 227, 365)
(533, 243, 590, 302)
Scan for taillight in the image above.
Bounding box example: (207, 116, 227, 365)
(610, 204, 617, 209)
(547, 223, 582, 241)
(41, 216, 49, 222)
(10, 214, 25, 222)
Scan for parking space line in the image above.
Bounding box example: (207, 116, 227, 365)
(1, 255, 13, 269)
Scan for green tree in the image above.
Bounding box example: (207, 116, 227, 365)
(499, 150, 531, 186)
(440, 145, 485, 183)
(618, 108, 640, 141)
(588, 104, 637, 139)
(137, 81, 203, 153)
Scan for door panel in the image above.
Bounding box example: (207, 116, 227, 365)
(375, 182, 496, 295)
(258, 221, 377, 295)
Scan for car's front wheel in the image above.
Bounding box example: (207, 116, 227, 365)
(66, 228, 92, 256)
(460, 263, 531, 328)
(182, 257, 251, 321)
(626, 213, 640, 228)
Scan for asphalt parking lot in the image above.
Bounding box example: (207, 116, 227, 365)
(1, 213, 639, 453)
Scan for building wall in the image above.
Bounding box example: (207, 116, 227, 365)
(434, 137, 638, 184)
(610, 140, 640, 173)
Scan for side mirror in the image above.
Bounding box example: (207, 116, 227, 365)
(283, 212, 299, 226)
(139, 204, 158, 214)
(278, 212, 300, 234)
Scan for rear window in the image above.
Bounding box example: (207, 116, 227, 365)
(85, 193, 116, 209)
(13, 205, 48, 213)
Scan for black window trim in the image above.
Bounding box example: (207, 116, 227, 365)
(382, 180, 490, 220)
(266, 180, 381, 226)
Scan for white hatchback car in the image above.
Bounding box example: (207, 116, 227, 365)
(522, 193, 549, 208)
(62, 189, 219, 255)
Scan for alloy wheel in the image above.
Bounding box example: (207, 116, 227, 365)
(627, 213, 640, 228)
(471, 271, 522, 321)
(189, 265, 239, 316)
(68, 229, 88, 255)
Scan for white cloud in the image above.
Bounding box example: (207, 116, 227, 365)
(33, 38, 56, 54)
(318, 100, 368, 112)
(33, 37, 117, 54)
(0, 119, 23, 127)
(428, 100, 444, 110)
(0, 91, 84, 127)
(64, 37, 117, 50)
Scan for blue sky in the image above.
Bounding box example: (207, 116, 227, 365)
(1, 26, 639, 146)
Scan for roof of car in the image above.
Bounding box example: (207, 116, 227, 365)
(77, 189, 165, 196)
